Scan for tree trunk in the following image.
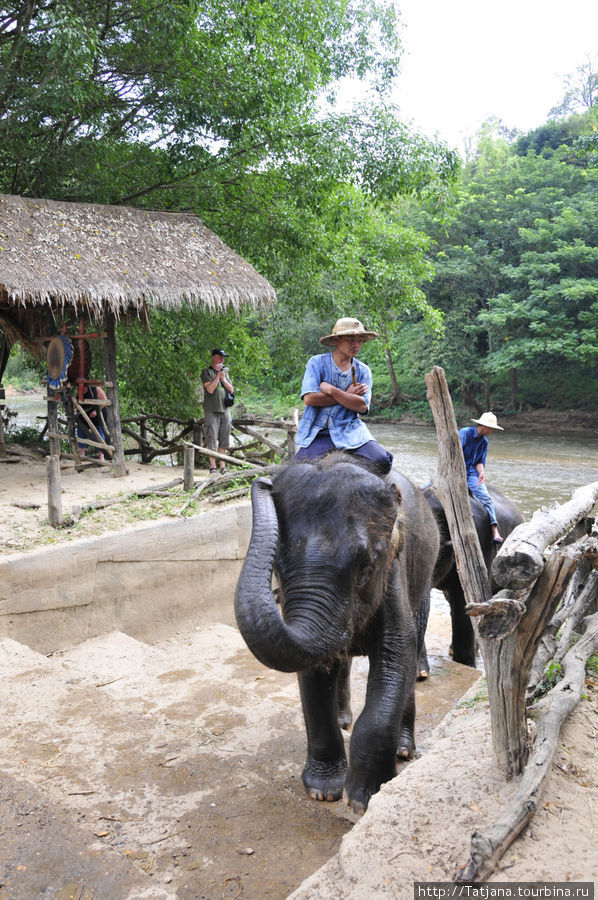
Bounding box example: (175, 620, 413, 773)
(385, 347, 401, 403)
(460, 382, 483, 416)
(509, 367, 518, 409)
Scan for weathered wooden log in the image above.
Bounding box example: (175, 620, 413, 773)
(183, 444, 194, 491)
(185, 441, 260, 469)
(457, 610, 598, 884)
(234, 422, 285, 456)
(493, 481, 598, 590)
(232, 415, 297, 433)
(46, 453, 62, 526)
(467, 591, 527, 641)
(551, 562, 598, 668)
(59, 386, 84, 467)
(483, 549, 577, 776)
(287, 408, 299, 458)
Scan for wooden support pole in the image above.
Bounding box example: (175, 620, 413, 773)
(287, 408, 299, 459)
(183, 444, 195, 491)
(46, 453, 62, 526)
(425, 366, 491, 604)
(425, 366, 529, 776)
(102, 310, 127, 476)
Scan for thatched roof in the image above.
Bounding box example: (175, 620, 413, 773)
(0, 194, 276, 317)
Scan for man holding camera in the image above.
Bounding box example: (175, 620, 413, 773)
(201, 348, 234, 475)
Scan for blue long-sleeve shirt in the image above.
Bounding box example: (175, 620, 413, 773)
(459, 426, 488, 477)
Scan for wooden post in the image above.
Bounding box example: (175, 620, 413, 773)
(102, 310, 127, 476)
(46, 454, 62, 527)
(425, 366, 491, 603)
(183, 444, 195, 491)
(425, 366, 527, 775)
(287, 408, 298, 459)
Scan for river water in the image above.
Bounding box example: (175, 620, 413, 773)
(5, 396, 598, 519)
(369, 422, 598, 520)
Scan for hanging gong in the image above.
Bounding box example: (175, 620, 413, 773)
(45, 335, 73, 388)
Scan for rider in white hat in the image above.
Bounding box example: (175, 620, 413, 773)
(459, 412, 505, 542)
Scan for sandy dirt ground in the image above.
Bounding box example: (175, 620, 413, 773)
(1, 428, 597, 896)
(0, 447, 208, 555)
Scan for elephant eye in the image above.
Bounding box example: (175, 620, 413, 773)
(357, 564, 373, 588)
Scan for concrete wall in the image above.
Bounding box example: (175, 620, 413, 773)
(0, 502, 252, 654)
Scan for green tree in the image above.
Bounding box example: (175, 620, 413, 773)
(480, 193, 598, 378)
(0, 0, 406, 202)
(549, 55, 598, 119)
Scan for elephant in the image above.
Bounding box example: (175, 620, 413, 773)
(234, 452, 440, 814)
(421, 484, 525, 669)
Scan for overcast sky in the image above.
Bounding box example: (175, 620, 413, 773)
(388, 0, 598, 152)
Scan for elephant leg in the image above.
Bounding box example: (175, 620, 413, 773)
(443, 571, 477, 667)
(397, 681, 417, 760)
(336, 657, 353, 730)
(298, 663, 348, 803)
(344, 608, 417, 814)
(415, 588, 431, 680)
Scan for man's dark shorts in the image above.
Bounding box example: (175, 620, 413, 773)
(294, 429, 393, 475)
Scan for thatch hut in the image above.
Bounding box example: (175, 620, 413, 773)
(0, 194, 276, 476)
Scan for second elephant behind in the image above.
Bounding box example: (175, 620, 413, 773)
(421, 484, 524, 669)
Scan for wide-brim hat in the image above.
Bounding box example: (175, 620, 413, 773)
(471, 412, 504, 430)
(319, 317, 379, 347)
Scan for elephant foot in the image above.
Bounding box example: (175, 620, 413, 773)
(343, 765, 395, 815)
(397, 726, 416, 760)
(342, 786, 368, 816)
(302, 757, 347, 803)
(416, 668, 429, 681)
(337, 709, 353, 731)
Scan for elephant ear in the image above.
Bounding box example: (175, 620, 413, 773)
(389, 483, 404, 558)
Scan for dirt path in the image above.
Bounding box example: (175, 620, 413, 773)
(0, 613, 479, 899)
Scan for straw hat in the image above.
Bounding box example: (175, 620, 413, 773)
(319, 317, 379, 347)
(471, 412, 504, 430)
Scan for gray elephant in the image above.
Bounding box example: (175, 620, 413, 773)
(234, 453, 439, 814)
(421, 484, 525, 669)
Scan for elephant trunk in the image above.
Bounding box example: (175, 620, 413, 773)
(234, 477, 346, 673)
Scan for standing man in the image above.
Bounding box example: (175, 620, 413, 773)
(459, 412, 504, 543)
(201, 348, 234, 475)
(294, 317, 393, 474)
